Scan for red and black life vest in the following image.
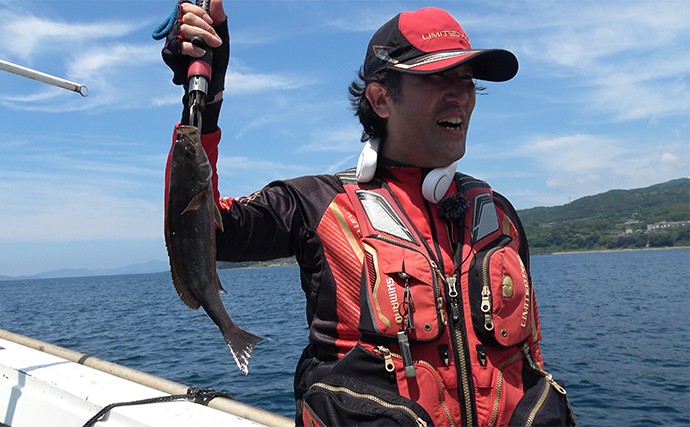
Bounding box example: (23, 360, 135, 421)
(303, 169, 548, 427)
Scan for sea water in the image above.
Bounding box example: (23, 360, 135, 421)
(1, 248, 688, 426)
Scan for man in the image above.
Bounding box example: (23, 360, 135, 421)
(163, 2, 576, 426)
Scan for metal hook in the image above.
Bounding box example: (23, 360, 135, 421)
(189, 100, 203, 140)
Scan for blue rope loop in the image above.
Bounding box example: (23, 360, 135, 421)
(152, 1, 180, 40)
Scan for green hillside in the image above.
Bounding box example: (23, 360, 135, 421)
(217, 257, 297, 270)
(518, 178, 690, 254)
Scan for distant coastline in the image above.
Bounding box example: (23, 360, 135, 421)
(0, 259, 169, 282)
(544, 245, 690, 256)
(221, 246, 690, 266)
(3, 247, 687, 281)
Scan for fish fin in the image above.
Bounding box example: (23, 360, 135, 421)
(216, 271, 227, 294)
(171, 267, 201, 310)
(166, 247, 201, 310)
(223, 327, 266, 375)
(171, 279, 202, 310)
(214, 201, 224, 232)
(182, 189, 210, 215)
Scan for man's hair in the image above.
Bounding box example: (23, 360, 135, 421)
(348, 68, 403, 142)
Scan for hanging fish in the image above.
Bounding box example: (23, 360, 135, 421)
(165, 125, 264, 375)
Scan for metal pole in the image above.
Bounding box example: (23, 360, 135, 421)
(0, 58, 89, 96)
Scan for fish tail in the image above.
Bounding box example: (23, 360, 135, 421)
(223, 327, 265, 375)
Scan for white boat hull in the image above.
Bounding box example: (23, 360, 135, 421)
(0, 332, 293, 427)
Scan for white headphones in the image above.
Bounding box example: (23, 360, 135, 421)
(356, 139, 381, 183)
(356, 139, 457, 204)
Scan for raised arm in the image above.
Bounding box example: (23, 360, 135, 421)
(161, 0, 229, 207)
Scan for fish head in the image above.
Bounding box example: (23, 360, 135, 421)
(173, 126, 213, 185)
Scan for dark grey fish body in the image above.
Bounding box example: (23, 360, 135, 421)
(165, 125, 264, 375)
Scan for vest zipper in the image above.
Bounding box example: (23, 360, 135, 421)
(436, 268, 475, 427)
(480, 236, 512, 332)
(309, 382, 428, 427)
(524, 346, 566, 395)
(423, 198, 446, 274)
(524, 374, 569, 427)
(375, 346, 455, 427)
(522, 345, 567, 427)
(524, 380, 550, 427)
(487, 344, 529, 427)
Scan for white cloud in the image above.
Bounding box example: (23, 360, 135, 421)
(0, 126, 164, 244)
(225, 29, 282, 47)
(520, 133, 689, 193)
(0, 4, 185, 113)
(0, 6, 143, 62)
(324, 13, 389, 33)
(1, 39, 202, 113)
(471, 1, 690, 123)
(2, 86, 63, 103)
(0, 4, 330, 115)
(0, 171, 161, 242)
(300, 125, 362, 152)
(478, 1, 687, 68)
(325, 154, 358, 175)
(225, 58, 312, 96)
(661, 153, 679, 163)
(225, 69, 307, 95)
(217, 155, 309, 176)
(215, 155, 313, 197)
(0, 2, 169, 112)
(584, 55, 689, 122)
(69, 43, 163, 107)
(524, 134, 620, 174)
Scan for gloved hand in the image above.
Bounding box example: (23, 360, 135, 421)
(161, 1, 229, 104)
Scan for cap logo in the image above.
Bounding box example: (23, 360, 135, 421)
(372, 46, 398, 64)
(422, 30, 469, 43)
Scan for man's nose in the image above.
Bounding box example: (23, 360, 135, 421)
(443, 79, 471, 105)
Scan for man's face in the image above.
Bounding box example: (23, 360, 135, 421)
(380, 66, 477, 168)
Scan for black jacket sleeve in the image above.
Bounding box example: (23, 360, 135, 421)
(215, 174, 343, 264)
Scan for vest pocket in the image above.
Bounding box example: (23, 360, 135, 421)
(508, 374, 577, 427)
(303, 373, 433, 427)
(374, 345, 456, 427)
(358, 235, 445, 342)
(507, 346, 578, 427)
(468, 235, 532, 348)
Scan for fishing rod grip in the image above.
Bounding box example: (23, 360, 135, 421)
(196, 0, 211, 13)
(186, 0, 213, 115)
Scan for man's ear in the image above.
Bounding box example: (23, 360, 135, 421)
(365, 83, 392, 119)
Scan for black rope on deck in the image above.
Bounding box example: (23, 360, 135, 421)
(81, 386, 233, 427)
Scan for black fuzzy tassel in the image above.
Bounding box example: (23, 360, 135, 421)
(439, 193, 470, 222)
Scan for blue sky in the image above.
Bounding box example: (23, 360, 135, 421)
(0, 0, 688, 277)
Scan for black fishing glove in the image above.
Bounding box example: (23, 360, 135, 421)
(161, 2, 230, 132)
(160, 3, 187, 86)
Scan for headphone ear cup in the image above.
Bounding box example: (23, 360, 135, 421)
(421, 162, 458, 203)
(356, 139, 380, 183)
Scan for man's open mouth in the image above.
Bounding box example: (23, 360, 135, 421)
(438, 117, 463, 130)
